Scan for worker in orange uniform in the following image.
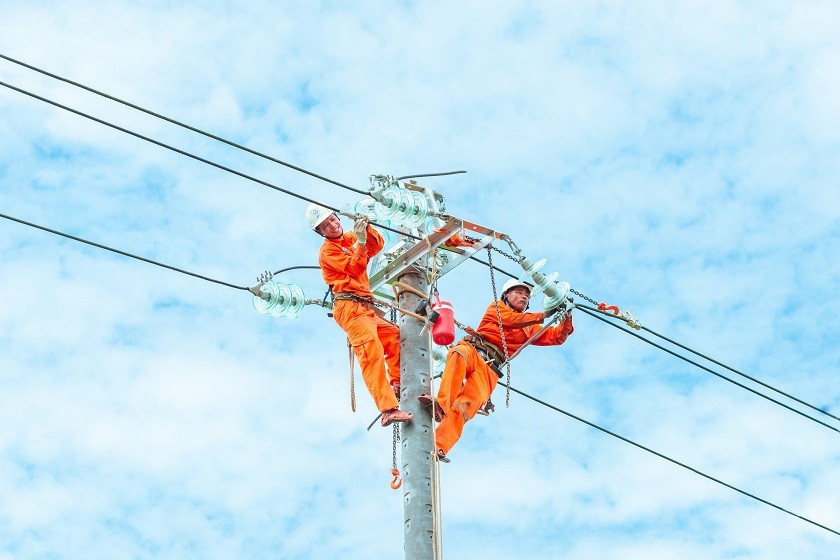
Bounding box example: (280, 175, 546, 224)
(306, 203, 412, 427)
(420, 278, 573, 461)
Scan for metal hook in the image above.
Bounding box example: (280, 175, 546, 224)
(597, 302, 620, 315)
(390, 468, 402, 490)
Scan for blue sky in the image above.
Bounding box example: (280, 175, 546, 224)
(1, 1, 838, 558)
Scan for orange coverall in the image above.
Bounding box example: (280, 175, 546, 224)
(434, 301, 574, 455)
(319, 225, 401, 412)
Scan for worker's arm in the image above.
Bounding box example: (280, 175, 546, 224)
(529, 314, 574, 346)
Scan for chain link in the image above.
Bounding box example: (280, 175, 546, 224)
(570, 288, 599, 307)
(463, 235, 521, 262)
(487, 247, 512, 407)
(392, 424, 400, 470)
(488, 243, 520, 262)
(348, 338, 356, 412)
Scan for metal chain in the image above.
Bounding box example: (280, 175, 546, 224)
(570, 288, 599, 307)
(464, 235, 520, 262)
(348, 338, 356, 412)
(488, 243, 520, 262)
(392, 423, 400, 470)
(487, 247, 512, 407)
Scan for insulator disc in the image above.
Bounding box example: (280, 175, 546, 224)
(353, 197, 377, 218)
(374, 185, 402, 221)
(543, 281, 571, 310)
(518, 258, 547, 282)
(403, 191, 428, 229)
(269, 281, 292, 317)
(253, 280, 279, 314)
(284, 283, 306, 319)
(388, 188, 413, 226)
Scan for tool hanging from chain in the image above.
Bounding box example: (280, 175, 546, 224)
(390, 423, 402, 489)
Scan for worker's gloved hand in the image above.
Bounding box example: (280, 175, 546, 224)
(544, 306, 560, 319)
(353, 216, 369, 245)
(562, 314, 574, 336)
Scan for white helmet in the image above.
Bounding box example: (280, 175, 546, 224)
(501, 278, 532, 296)
(305, 203, 334, 231)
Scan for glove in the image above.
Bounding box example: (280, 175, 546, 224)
(353, 216, 369, 245)
(562, 314, 574, 336)
(544, 306, 560, 319)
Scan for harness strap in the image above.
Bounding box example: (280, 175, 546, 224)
(462, 335, 505, 378)
(333, 292, 386, 318)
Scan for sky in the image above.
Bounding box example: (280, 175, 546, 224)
(0, 1, 838, 558)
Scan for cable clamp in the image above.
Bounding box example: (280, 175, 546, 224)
(620, 310, 641, 330)
(248, 270, 273, 300)
(598, 302, 640, 329)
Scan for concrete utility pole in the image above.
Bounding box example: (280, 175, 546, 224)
(396, 265, 436, 560)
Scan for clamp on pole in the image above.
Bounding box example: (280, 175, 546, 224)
(391, 282, 432, 322)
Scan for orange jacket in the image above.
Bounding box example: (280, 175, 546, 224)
(476, 300, 573, 355)
(318, 226, 385, 297)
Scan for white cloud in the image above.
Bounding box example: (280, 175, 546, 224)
(1, 1, 838, 558)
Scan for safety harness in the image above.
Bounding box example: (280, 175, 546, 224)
(461, 334, 506, 378)
(332, 291, 387, 318)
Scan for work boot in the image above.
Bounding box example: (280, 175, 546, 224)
(381, 408, 413, 427)
(418, 393, 445, 422)
(476, 398, 495, 416)
(435, 449, 450, 463)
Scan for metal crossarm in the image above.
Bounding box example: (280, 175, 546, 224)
(370, 216, 504, 300)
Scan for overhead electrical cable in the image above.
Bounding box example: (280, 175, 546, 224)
(576, 304, 840, 435)
(395, 171, 467, 180)
(5, 189, 835, 537)
(368, 374, 838, 536)
(5, 70, 824, 431)
(637, 317, 840, 423)
(0, 52, 368, 196)
(500, 380, 840, 538)
(0, 211, 250, 291)
(8, 51, 833, 541)
(0, 78, 519, 281)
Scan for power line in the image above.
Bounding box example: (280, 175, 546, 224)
(501, 380, 840, 538)
(638, 318, 840, 423)
(370, 374, 838, 536)
(0, 211, 250, 291)
(395, 171, 467, 181)
(576, 304, 840, 435)
(8, 68, 821, 433)
(8, 49, 833, 543)
(0, 52, 368, 196)
(0, 77, 520, 282)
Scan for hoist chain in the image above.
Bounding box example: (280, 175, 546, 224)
(392, 424, 400, 470)
(487, 246, 512, 407)
(570, 288, 598, 307)
(348, 338, 356, 412)
(488, 243, 520, 262)
(464, 235, 521, 263)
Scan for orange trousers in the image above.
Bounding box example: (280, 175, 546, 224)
(332, 299, 401, 412)
(434, 341, 498, 455)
